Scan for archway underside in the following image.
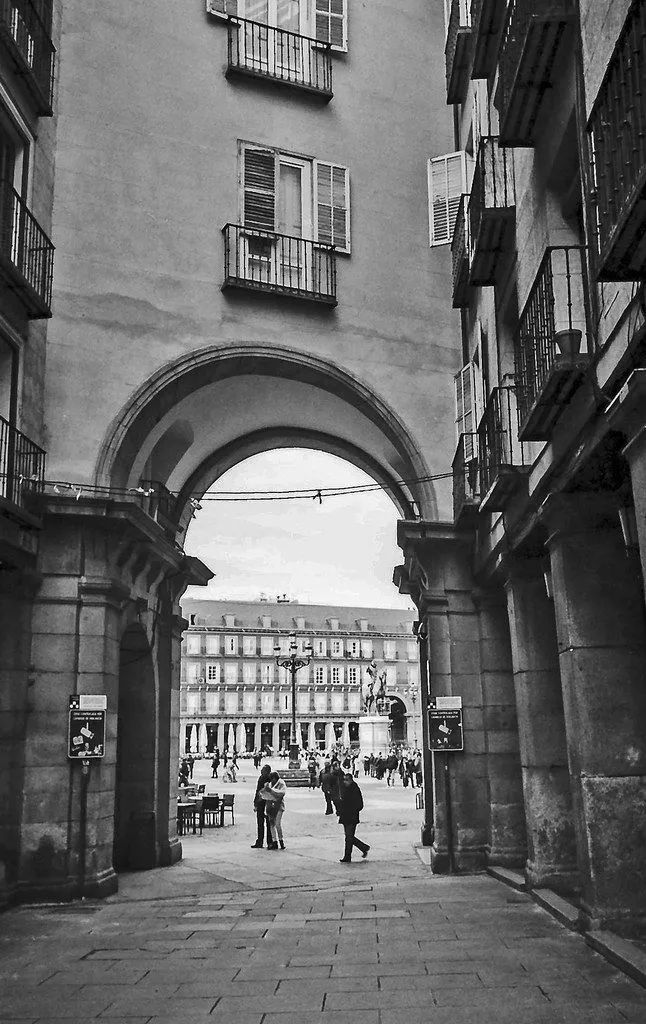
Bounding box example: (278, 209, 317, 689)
(96, 346, 438, 528)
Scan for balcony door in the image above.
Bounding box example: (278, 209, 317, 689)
(244, 150, 312, 291)
(241, 0, 304, 77)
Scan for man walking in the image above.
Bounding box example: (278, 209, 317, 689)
(211, 748, 220, 778)
(338, 773, 370, 862)
(319, 761, 336, 814)
(251, 764, 272, 848)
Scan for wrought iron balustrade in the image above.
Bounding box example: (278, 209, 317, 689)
(467, 136, 515, 285)
(452, 432, 480, 523)
(478, 385, 530, 510)
(222, 224, 337, 306)
(515, 246, 588, 439)
(138, 479, 177, 536)
(0, 414, 45, 509)
(227, 17, 332, 98)
(0, 179, 54, 316)
(451, 194, 470, 308)
(0, 0, 55, 114)
(497, 0, 574, 146)
(588, 1, 646, 281)
(445, 0, 472, 105)
(470, 0, 504, 79)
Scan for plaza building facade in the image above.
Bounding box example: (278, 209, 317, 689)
(179, 599, 420, 757)
(394, 0, 646, 936)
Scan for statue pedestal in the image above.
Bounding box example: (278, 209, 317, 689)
(358, 716, 390, 756)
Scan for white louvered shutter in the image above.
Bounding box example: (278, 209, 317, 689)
(455, 363, 475, 441)
(206, 0, 238, 18)
(428, 152, 466, 246)
(243, 147, 276, 231)
(315, 0, 347, 51)
(315, 162, 350, 253)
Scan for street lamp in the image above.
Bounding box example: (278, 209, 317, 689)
(406, 687, 418, 747)
(274, 637, 313, 768)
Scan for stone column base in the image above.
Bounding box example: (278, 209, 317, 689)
(358, 716, 390, 755)
(159, 837, 182, 867)
(525, 859, 580, 896)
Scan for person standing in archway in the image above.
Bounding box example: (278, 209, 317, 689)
(338, 773, 369, 863)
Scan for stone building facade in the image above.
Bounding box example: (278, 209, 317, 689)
(179, 599, 419, 756)
(0, 0, 460, 906)
(394, 0, 646, 936)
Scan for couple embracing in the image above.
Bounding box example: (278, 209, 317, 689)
(252, 764, 286, 850)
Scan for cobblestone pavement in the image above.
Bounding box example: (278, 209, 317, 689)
(2, 769, 646, 1024)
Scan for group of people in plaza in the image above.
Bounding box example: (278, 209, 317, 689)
(251, 753, 370, 862)
(364, 748, 423, 788)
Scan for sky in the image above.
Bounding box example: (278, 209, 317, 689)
(183, 448, 415, 610)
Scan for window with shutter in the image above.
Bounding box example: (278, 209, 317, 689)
(243, 147, 276, 231)
(207, 0, 238, 19)
(315, 162, 350, 253)
(428, 152, 467, 246)
(315, 0, 347, 51)
(455, 361, 476, 446)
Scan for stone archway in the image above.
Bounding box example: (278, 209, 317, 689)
(389, 695, 407, 745)
(95, 344, 437, 524)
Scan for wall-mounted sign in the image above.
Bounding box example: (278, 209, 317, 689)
(68, 695, 106, 758)
(429, 697, 463, 751)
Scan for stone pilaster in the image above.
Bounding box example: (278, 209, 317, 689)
(474, 588, 526, 870)
(503, 557, 579, 893)
(396, 521, 488, 872)
(542, 492, 646, 933)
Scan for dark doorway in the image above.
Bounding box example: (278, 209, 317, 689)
(113, 625, 157, 872)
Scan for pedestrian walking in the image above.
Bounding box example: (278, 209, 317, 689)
(338, 773, 370, 862)
(385, 751, 398, 786)
(330, 758, 344, 814)
(211, 749, 220, 778)
(319, 761, 336, 814)
(363, 754, 370, 776)
(260, 771, 287, 849)
(308, 755, 319, 789)
(251, 764, 272, 848)
(186, 753, 195, 779)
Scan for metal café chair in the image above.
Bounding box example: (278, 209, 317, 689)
(201, 794, 221, 828)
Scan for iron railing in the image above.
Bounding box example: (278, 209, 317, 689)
(467, 136, 515, 283)
(452, 432, 480, 520)
(0, 0, 55, 114)
(451, 193, 470, 307)
(588, 0, 646, 281)
(445, 0, 472, 104)
(138, 479, 177, 535)
(478, 385, 529, 498)
(227, 17, 332, 97)
(0, 179, 54, 316)
(470, 0, 504, 79)
(0, 413, 45, 508)
(497, 0, 574, 146)
(515, 246, 587, 426)
(223, 224, 337, 306)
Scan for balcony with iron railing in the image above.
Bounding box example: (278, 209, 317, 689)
(445, 0, 472, 105)
(138, 479, 177, 537)
(222, 224, 337, 306)
(496, 0, 574, 146)
(467, 136, 515, 286)
(588, 1, 646, 282)
(451, 194, 470, 308)
(226, 17, 332, 99)
(478, 385, 531, 512)
(0, 0, 55, 115)
(0, 413, 45, 511)
(514, 246, 589, 441)
(470, 0, 504, 79)
(0, 179, 54, 317)
(452, 431, 480, 524)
